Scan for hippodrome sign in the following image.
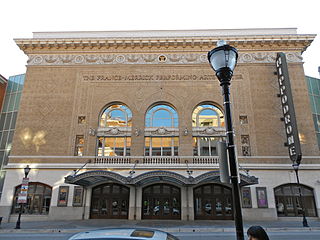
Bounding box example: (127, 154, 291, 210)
(276, 52, 302, 165)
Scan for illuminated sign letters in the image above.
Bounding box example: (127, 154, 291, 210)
(276, 53, 302, 165)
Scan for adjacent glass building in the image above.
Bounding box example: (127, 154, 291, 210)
(306, 75, 320, 148)
(0, 74, 25, 197)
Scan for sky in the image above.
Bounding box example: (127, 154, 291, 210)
(1, 0, 319, 79)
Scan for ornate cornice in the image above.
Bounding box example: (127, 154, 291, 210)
(15, 34, 315, 54)
(26, 51, 303, 66)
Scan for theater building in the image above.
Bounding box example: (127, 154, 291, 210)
(0, 28, 319, 222)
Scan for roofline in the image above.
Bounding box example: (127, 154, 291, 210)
(31, 28, 299, 39)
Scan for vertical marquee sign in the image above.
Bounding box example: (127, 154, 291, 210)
(276, 52, 302, 165)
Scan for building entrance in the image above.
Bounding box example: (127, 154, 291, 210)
(142, 183, 181, 219)
(194, 184, 233, 220)
(90, 183, 129, 219)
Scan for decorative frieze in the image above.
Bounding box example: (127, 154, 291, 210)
(26, 52, 302, 66)
(192, 127, 226, 136)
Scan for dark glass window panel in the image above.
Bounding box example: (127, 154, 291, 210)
(153, 185, 160, 194)
(313, 114, 319, 132)
(0, 151, 4, 165)
(214, 185, 222, 194)
(306, 77, 312, 94)
(144, 186, 152, 194)
(14, 93, 21, 111)
(28, 184, 35, 194)
(112, 185, 120, 194)
(4, 113, 12, 130)
(7, 131, 14, 145)
(172, 187, 179, 195)
(102, 185, 111, 194)
(317, 133, 320, 148)
(35, 184, 44, 194)
(311, 78, 319, 95)
(283, 186, 292, 195)
(8, 94, 15, 112)
(163, 185, 170, 194)
(310, 97, 316, 113)
(121, 186, 129, 194)
(0, 131, 8, 149)
(203, 185, 211, 194)
(10, 112, 17, 130)
(93, 188, 101, 194)
(0, 114, 6, 131)
(44, 187, 52, 195)
(194, 187, 201, 194)
(315, 96, 320, 114)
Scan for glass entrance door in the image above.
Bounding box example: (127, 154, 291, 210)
(194, 184, 233, 220)
(90, 183, 129, 219)
(142, 184, 181, 219)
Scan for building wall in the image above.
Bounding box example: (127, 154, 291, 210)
(2, 29, 319, 222)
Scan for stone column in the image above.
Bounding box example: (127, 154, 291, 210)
(135, 186, 142, 220)
(128, 186, 136, 220)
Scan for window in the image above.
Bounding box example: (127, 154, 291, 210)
(274, 184, 317, 217)
(145, 137, 178, 156)
(192, 104, 224, 128)
(193, 137, 224, 156)
(97, 137, 131, 156)
(100, 104, 132, 128)
(12, 183, 52, 214)
(75, 135, 84, 156)
(145, 104, 179, 156)
(145, 104, 178, 128)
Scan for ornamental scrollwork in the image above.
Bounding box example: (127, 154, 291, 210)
(27, 52, 302, 66)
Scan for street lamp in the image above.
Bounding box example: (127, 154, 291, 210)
(208, 41, 244, 240)
(292, 164, 309, 227)
(15, 165, 31, 229)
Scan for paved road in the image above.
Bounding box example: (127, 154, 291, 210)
(1, 231, 320, 240)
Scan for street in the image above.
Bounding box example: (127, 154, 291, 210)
(1, 231, 320, 240)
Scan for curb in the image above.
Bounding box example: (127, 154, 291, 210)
(1, 227, 320, 234)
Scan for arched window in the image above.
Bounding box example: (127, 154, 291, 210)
(192, 104, 225, 156)
(145, 104, 179, 156)
(146, 104, 178, 128)
(100, 104, 132, 128)
(12, 182, 52, 215)
(97, 104, 132, 156)
(274, 184, 317, 217)
(192, 104, 224, 127)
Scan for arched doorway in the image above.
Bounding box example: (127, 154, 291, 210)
(142, 183, 181, 219)
(90, 183, 129, 219)
(194, 184, 233, 220)
(274, 184, 317, 217)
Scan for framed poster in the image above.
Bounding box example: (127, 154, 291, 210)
(57, 186, 69, 207)
(72, 186, 84, 207)
(241, 187, 252, 208)
(256, 187, 268, 208)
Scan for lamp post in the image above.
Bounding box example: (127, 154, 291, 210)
(292, 164, 309, 227)
(208, 40, 244, 240)
(15, 165, 31, 229)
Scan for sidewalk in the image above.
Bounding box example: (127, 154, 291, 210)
(1, 219, 320, 233)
